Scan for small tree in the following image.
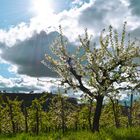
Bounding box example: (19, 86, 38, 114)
(49, 92, 73, 134)
(123, 83, 140, 127)
(79, 96, 94, 130)
(43, 23, 140, 132)
(133, 99, 140, 126)
(0, 95, 5, 133)
(28, 95, 47, 135)
(4, 97, 23, 133)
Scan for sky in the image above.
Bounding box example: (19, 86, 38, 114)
(0, 0, 140, 94)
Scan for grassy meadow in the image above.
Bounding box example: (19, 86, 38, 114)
(0, 127, 140, 140)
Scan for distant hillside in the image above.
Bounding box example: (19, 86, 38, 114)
(0, 92, 77, 108)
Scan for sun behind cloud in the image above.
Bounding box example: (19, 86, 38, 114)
(31, 0, 54, 18)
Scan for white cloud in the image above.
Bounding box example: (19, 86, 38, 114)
(0, 0, 140, 47)
(0, 23, 33, 46)
(0, 76, 14, 88)
(0, 13, 59, 47)
(50, 0, 140, 42)
(0, 75, 58, 93)
(72, 0, 86, 6)
(8, 64, 18, 74)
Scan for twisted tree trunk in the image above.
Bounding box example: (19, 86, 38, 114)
(92, 95, 104, 132)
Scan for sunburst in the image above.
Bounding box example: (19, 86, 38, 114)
(31, 0, 54, 18)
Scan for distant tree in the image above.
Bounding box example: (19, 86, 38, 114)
(129, 83, 140, 127)
(0, 95, 5, 133)
(28, 95, 47, 135)
(43, 22, 140, 132)
(79, 96, 94, 130)
(49, 92, 73, 134)
(66, 104, 80, 131)
(132, 99, 140, 126)
(4, 97, 23, 134)
(22, 104, 29, 133)
(108, 95, 121, 128)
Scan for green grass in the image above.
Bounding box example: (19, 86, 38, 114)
(0, 127, 140, 140)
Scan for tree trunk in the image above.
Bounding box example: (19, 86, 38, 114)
(88, 99, 93, 130)
(110, 98, 120, 128)
(92, 96, 104, 132)
(24, 106, 28, 133)
(128, 94, 133, 127)
(36, 107, 39, 135)
(9, 104, 15, 134)
(75, 120, 78, 131)
(0, 125, 1, 134)
(124, 101, 129, 127)
(61, 98, 65, 134)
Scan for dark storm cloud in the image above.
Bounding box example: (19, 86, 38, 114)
(78, 5, 107, 28)
(0, 43, 5, 49)
(130, 27, 140, 39)
(78, 0, 125, 31)
(78, 2, 107, 29)
(129, 0, 140, 16)
(1, 30, 76, 78)
(1, 31, 59, 77)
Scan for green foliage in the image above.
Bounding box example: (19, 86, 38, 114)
(132, 100, 140, 126)
(28, 94, 49, 134)
(0, 93, 139, 136)
(100, 100, 128, 128)
(48, 92, 78, 132)
(0, 97, 24, 134)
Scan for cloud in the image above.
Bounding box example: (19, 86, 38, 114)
(1, 31, 59, 77)
(78, 0, 131, 31)
(0, 29, 76, 77)
(57, 0, 140, 43)
(72, 0, 90, 7)
(129, 0, 140, 16)
(0, 75, 57, 93)
(130, 26, 140, 38)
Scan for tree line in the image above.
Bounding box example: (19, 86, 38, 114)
(0, 92, 139, 135)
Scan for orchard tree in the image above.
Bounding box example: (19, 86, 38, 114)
(43, 22, 140, 132)
(4, 97, 23, 134)
(49, 92, 74, 133)
(28, 95, 48, 135)
(79, 95, 94, 130)
(133, 99, 140, 126)
(0, 95, 5, 133)
(123, 83, 140, 127)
